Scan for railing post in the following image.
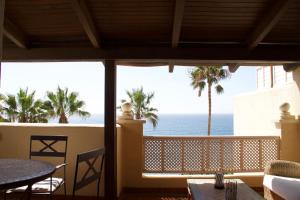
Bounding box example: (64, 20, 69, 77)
(161, 139, 165, 172)
(201, 139, 205, 172)
(181, 139, 185, 173)
(240, 140, 244, 171)
(277, 103, 300, 162)
(277, 138, 281, 159)
(205, 139, 210, 172)
(220, 139, 224, 171)
(258, 139, 263, 171)
(142, 136, 145, 172)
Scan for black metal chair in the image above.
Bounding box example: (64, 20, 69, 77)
(72, 148, 105, 200)
(7, 135, 68, 200)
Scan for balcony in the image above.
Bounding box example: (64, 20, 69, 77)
(143, 136, 280, 174)
(0, 115, 297, 200)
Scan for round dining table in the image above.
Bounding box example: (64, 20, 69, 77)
(0, 159, 55, 199)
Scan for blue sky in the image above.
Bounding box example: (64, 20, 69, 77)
(0, 62, 256, 114)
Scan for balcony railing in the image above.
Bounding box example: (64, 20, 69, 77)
(143, 136, 280, 174)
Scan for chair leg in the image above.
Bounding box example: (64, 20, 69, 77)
(26, 185, 32, 200)
(49, 176, 53, 200)
(64, 183, 67, 199)
(49, 192, 53, 200)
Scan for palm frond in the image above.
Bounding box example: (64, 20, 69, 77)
(45, 86, 90, 123)
(122, 87, 158, 128)
(215, 84, 224, 94)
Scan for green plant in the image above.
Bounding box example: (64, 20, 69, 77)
(1, 88, 49, 123)
(44, 87, 90, 123)
(122, 87, 158, 128)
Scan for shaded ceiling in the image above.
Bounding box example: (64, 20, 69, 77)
(1, 0, 300, 68)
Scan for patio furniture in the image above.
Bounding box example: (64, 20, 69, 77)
(0, 159, 55, 200)
(72, 148, 105, 200)
(187, 179, 263, 200)
(7, 135, 68, 199)
(264, 160, 300, 200)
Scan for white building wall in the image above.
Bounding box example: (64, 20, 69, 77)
(234, 67, 300, 136)
(256, 66, 293, 89)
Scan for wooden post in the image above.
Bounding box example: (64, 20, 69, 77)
(104, 60, 117, 200)
(0, 0, 5, 87)
(0, 0, 4, 60)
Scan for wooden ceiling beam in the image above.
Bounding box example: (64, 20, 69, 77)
(169, 0, 185, 73)
(246, 0, 292, 50)
(169, 63, 174, 73)
(3, 18, 28, 49)
(228, 64, 240, 73)
(171, 0, 185, 48)
(4, 46, 300, 63)
(283, 63, 300, 72)
(70, 0, 100, 48)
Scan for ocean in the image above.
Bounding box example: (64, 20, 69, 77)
(67, 114, 233, 136)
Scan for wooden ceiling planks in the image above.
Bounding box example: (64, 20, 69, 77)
(1, 0, 300, 61)
(70, 0, 100, 48)
(171, 0, 185, 47)
(86, 0, 174, 43)
(181, 0, 269, 43)
(264, 1, 300, 43)
(4, 0, 87, 47)
(246, 0, 293, 49)
(3, 18, 27, 48)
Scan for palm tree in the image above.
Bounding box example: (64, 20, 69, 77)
(190, 66, 230, 136)
(44, 87, 90, 123)
(1, 88, 49, 123)
(123, 87, 158, 128)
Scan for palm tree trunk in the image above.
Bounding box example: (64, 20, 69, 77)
(208, 84, 212, 136)
(135, 112, 141, 119)
(59, 113, 69, 123)
(135, 107, 141, 119)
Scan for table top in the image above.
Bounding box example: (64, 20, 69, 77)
(0, 159, 56, 190)
(187, 179, 264, 200)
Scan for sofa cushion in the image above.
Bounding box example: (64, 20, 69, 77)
(264, 174, 300, 200)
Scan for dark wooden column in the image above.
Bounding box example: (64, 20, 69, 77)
(104, 60, 117, 200)
(0, 0, 5, 87)
(0, 0, 5, 59)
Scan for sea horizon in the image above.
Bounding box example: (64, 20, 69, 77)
(64, 113, 233, 136)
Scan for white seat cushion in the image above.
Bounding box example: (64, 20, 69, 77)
(9, 177, 63, 193)
(264, 174, 300, 200)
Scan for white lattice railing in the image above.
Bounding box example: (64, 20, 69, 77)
(143, 136, 280, 174)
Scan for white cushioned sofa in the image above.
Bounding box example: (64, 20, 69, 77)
(264, 160, 300, 200)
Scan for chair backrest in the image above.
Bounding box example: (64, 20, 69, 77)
(30, 135, 68, 162)
(72, 148, 105, 198)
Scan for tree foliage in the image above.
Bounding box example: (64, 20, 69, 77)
(122, 87, 158, 128)
(1, 88, 49, 123)
(44, 87, 90, 123)
(0, 87, 90, 124)
(190, 66, 230, 135)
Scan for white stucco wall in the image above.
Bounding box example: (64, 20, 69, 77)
(234, 68, 300, 136)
